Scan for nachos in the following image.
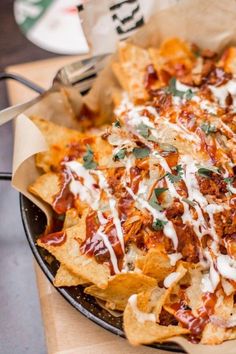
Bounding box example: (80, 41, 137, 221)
(29, 38, 236, 345)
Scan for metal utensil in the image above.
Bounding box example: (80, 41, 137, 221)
(0, 53, 110, 180)
(0, 53, 110, 127)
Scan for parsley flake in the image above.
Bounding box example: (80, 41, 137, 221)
(149, 188, 168, 211)
(166, 78, 194, 100)
(136, 123, 150, 138)
(152, 219, 168, 231)
(83, 145, 97, 170)
(166, 164, 183, 183)
(133, 147, 150, 159)
(224, 177, 234, 184)
(197, 165, 220, 178)
(200, 122, 217, 135)
(114, 120, 121, 128)
(113, 148, 126, 161)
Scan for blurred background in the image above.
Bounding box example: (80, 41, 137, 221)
(0, 1, 51, 353)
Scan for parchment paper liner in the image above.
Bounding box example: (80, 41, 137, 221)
(11, 0, 236, 352)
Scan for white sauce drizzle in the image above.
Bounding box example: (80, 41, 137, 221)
(164, 272, 181, 288)
(66, 161, 100, 210)
(209, 79, 236, 108)
(217, 254, 236, 281)
(97, 228, 120, 274)
(128, 294, 156, 323)
(168, 253, 182, 266)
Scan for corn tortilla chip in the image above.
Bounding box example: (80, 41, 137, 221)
(84, 273, 157, 311)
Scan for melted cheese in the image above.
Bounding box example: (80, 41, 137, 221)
(128, 294, 156, 323)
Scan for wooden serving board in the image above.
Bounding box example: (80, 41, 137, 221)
(6, 58, 168, 354)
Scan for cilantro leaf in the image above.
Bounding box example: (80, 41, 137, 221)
(166, 164, 184, 183)
(149, 188, 168, 211)
(154, 187, 168, 197)
(224, 177, 234, 184)
(114, 120, 121, 128)
(133, 147, 150, 159)
(83, 145, 97, 170)
(200, 122, 217, 135)
(136, 123, 150, 138)
(197, 165, 220, 178)
(166, 78, 194, 100)
(113, 148, 126, 161)
(152, 219, 168, 231)
(185, 89, 194, 100)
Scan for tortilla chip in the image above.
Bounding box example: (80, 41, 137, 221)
(149, 37, 194, 84)
(37, 214, 110, 289)
(112, 42, 151, 103)
(136, 246, 173, 282)
(63, 208, 80, 229)
(154, 263, 188, 321)
(84, 273, 157, 311)
(201, 293, 234, 344)
(53, 264, 88, 287)
(219, 47, 236, 74)
(124, 291, 189, 346)
(29, 172, 60, 206)
(31, 116, 84, 172)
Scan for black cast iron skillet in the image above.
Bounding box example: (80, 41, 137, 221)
(1, 73, 185, 353)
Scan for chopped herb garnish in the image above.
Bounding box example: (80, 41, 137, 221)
(182, 198, 195, 207)
(83, 145, 97, 170)
(152, 219, 168, 231)
(113, 148, 126, 161)
(149, 194, 163, 211)
(166, 164, 184, 183)
(224, 177, 234, 184)
(185, 89, 194, 100)
(136, 123, 150, 138)
(165, 78, 194, 100)
(114, 120, 121, 128)
(133, 147, 150, 159)
(197, 165, 220, 178)
(200, 122, 217, 135)
(149, 188, 168, 211)
(154, 187, 168, 197)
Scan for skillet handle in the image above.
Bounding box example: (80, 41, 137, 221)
(0, 72, 45, 180)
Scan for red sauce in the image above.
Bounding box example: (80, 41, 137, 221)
(63, 142, 85, 162)
(39, 230, 67, 246)
(52, 170, 74, 214)
(80, 212, 124, 274)
(172, 292, 216, 337)
(196, 127, 217, 163)
(118, 193, 133, 219)
(130, 167, 141, 194)
(144, 64, 158, 89)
